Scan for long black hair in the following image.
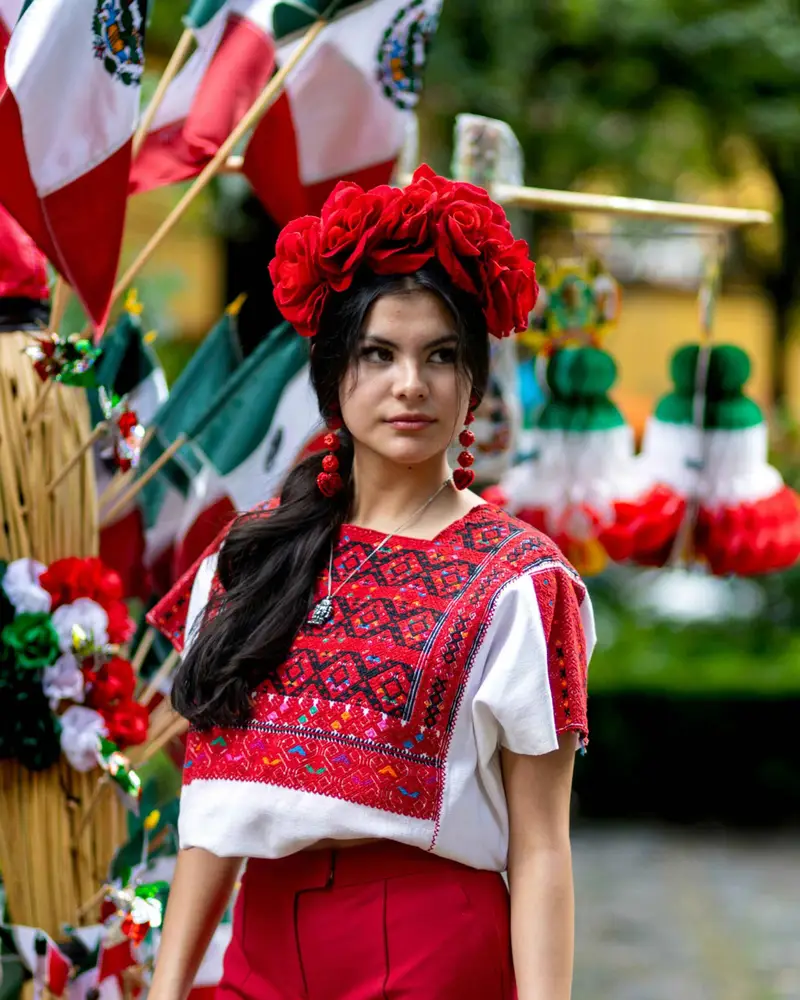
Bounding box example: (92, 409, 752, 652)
(171, 261, 490, 728)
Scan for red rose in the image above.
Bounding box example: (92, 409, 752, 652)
(367, 184, 436, 274)
(317, 181, 394, 290)
(103, 699, 149, 748)
(412, 163, 512, 233)
(481, 240, 539, 336)
(268, 215, 327, 338)
(88, 656, 136, 709)
(104, 599, 135, 645)
(434, 198, 497, 294)
(40, 557, 124, 610)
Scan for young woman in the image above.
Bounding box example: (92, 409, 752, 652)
(147, 166, 594, 1000)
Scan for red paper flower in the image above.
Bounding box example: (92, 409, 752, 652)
(105, 599, 135, 645)
(104, 699, 149, 748)
(88, 657, 136, 710)
(40, 557, 124, 610)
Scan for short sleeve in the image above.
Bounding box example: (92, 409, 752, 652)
(474, 565, 594, 755)
(146, 497, 279, 654)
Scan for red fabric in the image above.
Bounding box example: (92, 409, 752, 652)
(533, 570, 589, 742)
(243, 90, 396, 227)
(99, 506, 149, 602)
(0, 92, 130, 331)
(165, 504, 588, 826)
(217, 841, 515, 1000)
(130, 15, 275, 195)
(0, 202, 49, 299)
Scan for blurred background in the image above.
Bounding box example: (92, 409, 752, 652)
(107, 2, 800, 997)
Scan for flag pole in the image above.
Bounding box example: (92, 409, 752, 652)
(107, 18, 326, 314)
(132, 27, 195, 158)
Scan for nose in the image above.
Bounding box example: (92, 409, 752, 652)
(392, 358, 429, 401)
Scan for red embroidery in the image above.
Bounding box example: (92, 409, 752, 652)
(164, 504, 588, 821)
(533, 569, 589, 743)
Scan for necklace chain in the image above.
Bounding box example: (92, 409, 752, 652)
(307, 479, 453, 627)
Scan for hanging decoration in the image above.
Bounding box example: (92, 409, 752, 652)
(98, 387, 146, 473)
(23, 332, 103, 387)
(0, 556, 145, 772)
(634, 343, 800, 575)
(486, 259, 681, 574)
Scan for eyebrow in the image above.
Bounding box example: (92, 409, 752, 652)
(362, 333, 458, 350)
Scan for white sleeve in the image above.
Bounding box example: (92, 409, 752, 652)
(473, 567, 594, 757)
(183, 552, 219, 657)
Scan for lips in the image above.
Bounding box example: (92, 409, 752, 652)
(387, 415, 436, 430)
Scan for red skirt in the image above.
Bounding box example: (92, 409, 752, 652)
(217, 840, 515, 1000)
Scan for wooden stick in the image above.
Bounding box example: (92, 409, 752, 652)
(100, 432, 188, 527)
(108, 19, 326, 309)
(49, 279, 72, 334)
(491, 182, 774, 228)
(132, 28, 195, 157)
(131, 626, 156, 676)
(137, 649, 180, 707)
(25, 380, 53, 430)
(139, 715, 189, 767)
(73, 775, 109, 845)
(74, 882, 110, 923)
(46, 422, 107, 494)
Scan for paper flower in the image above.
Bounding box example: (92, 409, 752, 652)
(42, 652, 85, 708)
(1, 559, 51, 614)
(50, 598, 109, 654)
(1, 612, 60, 670)
(59, 705, 107, 771)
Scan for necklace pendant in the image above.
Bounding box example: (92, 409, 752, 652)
(308, 596, 333, 627)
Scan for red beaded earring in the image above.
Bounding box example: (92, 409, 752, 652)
(317, 411, 344, 497)
(453, 393, 478, 491)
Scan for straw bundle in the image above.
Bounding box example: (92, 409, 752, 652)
(0, 332, 126, 937)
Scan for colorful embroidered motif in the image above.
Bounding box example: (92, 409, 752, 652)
(172, 505, 589, 823)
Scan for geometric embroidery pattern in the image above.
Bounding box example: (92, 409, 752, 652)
(174, 504, 589, 824)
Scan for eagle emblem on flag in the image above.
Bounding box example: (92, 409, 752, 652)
(376, 0, 441, 110)
(92, 0, 145, 86)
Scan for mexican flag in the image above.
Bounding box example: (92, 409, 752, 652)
(0, 0, 146, 331)
(0, 1, 22, 95)
(135, 301, 249, 592)
(243, 0, 442, 225)
(4, 927, 71, 997)
(130, 0, 275, 194)
(172, 320, 317, 579)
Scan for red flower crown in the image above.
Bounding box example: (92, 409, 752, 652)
(268, 165, 538, 339)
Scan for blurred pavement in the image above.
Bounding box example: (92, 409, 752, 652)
(573, 827, 800, 1000)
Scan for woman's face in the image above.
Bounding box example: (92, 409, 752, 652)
(339, 290, 470, 469)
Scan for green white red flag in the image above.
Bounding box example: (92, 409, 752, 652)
(243, 0, 442, 224)
(130, 0, 275, 193)
(0, 0, 147, 331)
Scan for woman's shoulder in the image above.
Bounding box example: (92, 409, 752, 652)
(465, 502, 583, 589)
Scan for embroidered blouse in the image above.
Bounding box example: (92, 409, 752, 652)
(148, 502, 594, 873)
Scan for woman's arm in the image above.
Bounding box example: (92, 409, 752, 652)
(148, 847, 242, 1000)
(503, 732, 578, 1000)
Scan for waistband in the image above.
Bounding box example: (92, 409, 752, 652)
(243, 840, 471, 894)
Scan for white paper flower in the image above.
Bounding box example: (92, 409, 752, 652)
(51, 598, 109, 654)
(1, 558, 51, 614)
(43, 653, 85, 709)
(59, 706, 107, 772)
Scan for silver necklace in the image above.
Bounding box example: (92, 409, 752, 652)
(308, 479, 453, 627)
